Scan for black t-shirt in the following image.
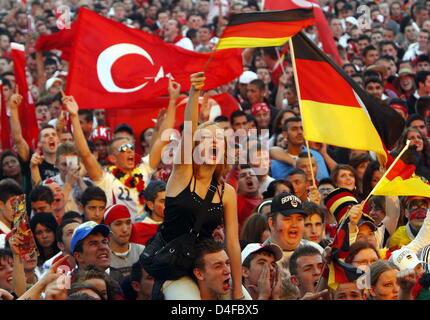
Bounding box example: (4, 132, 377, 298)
(38, 159, 59, 181)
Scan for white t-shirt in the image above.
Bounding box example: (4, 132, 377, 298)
(94, 155, 155, 221)
(175, 37, 194, 51)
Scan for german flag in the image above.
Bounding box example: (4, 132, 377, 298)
(290, 33, 404, 167)
(373, 146, 430, 197)
(327, 217, 365, 290)
(216, 9, 314, 50)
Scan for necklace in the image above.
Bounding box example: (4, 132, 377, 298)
(109, 166, 146, 204)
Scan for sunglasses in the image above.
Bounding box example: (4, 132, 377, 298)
(117, 143, 135, 152)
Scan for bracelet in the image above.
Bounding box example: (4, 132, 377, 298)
(233, 295, 245, 300)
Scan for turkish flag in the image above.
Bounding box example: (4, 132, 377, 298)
(66, 8, 243, 109)
(0, 83, 12, 151)
(35, 24, 75, 60)
(264, 0, 341, 65)
(11, 43, 39, 151)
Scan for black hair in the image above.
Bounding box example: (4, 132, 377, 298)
(249, 79, 266, 91)
(214, 115, 229, 123)
(416, 96, 430, 115)
(362, 160, 380, 198)
(230, 110, 248, 124)
(364, 76, 383, 87)
(289, 245, 322, 276)
(0, 176, 23, 203)
(282, 116, 302, 131)
(406, 114, 426, 127)
(56, 218, 79, 244)
(30, 212, 60, 264)
(362, 45, 377, 58)
(263, 178, 294, 198)
(114, 123, 134, 135)
(61, 211, 83, 223)
(80, 186, 107, 206)
(318, 178, 334, 186)
(67, 282, 105, 300)
(0, 248, 12, 262)
(416, 70, 430, 85)
(29, 186, 54, 204)
(0, 151, 21, 179)
(287, 168, 307, 180)
(78, 109, 93, 123)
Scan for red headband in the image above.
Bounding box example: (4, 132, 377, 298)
(251, 103, 270, 116)
(103, 204, 130, 225)
(391, 104, 408, 114)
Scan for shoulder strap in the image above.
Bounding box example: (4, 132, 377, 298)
(192, 176, 218, 234)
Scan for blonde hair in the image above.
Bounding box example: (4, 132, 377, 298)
(192, 121, 228, 183)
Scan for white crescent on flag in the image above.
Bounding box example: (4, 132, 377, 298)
(96, 43, 154, 93)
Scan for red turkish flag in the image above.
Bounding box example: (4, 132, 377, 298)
(35, 24, 75, 60)
(66, 8, 243, 109)
(0, 83, 12, 151)
(264, 0, 341, 65)
(11, 43, 39, 151)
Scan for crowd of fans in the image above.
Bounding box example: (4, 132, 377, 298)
(1, 0, 430, 301)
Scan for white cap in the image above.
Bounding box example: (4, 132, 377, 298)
(390, 248, 423, 270)
(345, 16, 358, 27)
(45, 77, 63, 91)
(241, 243, 283, 264)
(238, 71, 258, 84)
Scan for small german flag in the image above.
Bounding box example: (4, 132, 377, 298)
(216, 9, 315, 50)
(290, 33, 404, 167)
(373, 146, 430, 197)
(327, 217, 365, 290)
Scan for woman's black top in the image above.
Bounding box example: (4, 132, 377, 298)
(161, 175, 224, 242)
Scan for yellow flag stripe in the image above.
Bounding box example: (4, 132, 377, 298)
(301, 100, 387, 163)
(373, 175, 430, 197)
(217, 36, 291, 50)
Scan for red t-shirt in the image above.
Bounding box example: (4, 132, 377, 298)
(237, 195, 262, 233)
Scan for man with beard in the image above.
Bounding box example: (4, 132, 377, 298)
(389, 196, 430, 250)
(241, 243, 283, 300)
(104, 204, 145, 276)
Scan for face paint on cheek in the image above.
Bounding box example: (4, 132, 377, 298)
(409, 208, 428, 220)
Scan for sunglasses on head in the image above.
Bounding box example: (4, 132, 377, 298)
(117, 143, 134, 152)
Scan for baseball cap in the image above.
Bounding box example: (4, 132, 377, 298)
(45, 77, 63, 91)
(241, 243, 283, 264)
(239, 71, 258, 84)
(70, 221, 110, 254)
(103, 204, 131, 225)
(90, 126, 112, 143)
(357, 220, 377, 232)
(143, 180, 167, 202)
(270, 192, 308, 217)
(390, 248, 424, 270)
(345, 16, 358, 27)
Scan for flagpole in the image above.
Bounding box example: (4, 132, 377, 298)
(288, 36, 317, 188)
(316, 140, 411, 290)
(360, 139, 411, 208)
